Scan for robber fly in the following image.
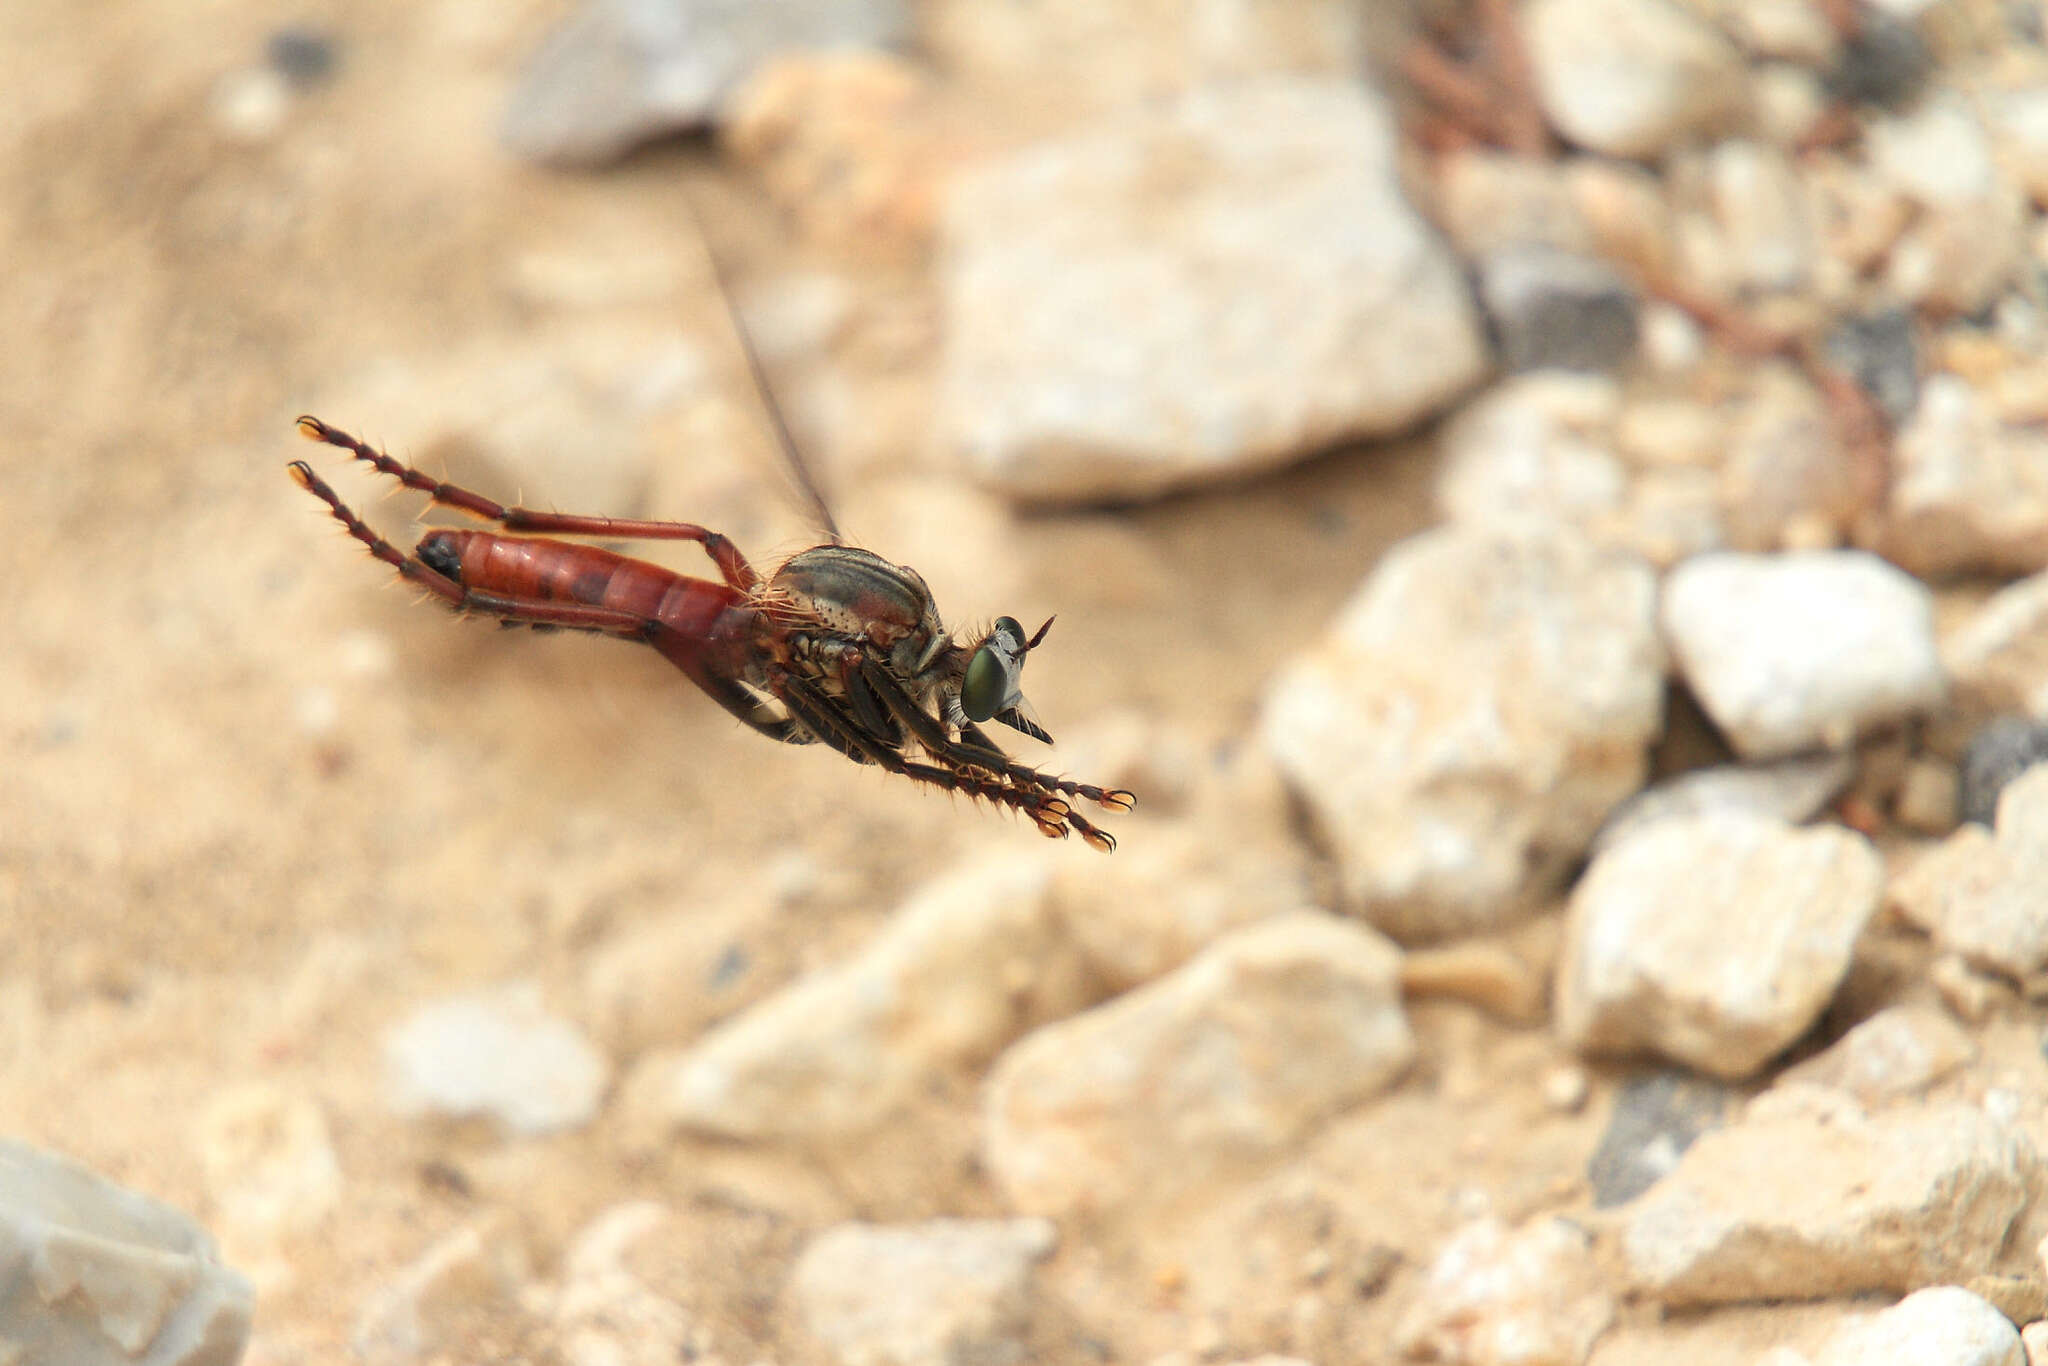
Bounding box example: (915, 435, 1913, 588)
(287, 265, 1131, 848)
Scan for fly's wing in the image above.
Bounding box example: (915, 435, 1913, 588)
(688, 200, 842, 547)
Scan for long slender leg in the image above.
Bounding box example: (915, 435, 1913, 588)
(856, 658, 1136, 815)
(295, 416, 758, 591)
(960, 715, 1135, 815)
(808, 659, 1120, 850)
(292, 459, 673, 629)
(772, 669, 1082, 842)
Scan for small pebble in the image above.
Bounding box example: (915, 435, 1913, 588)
(1825, 307, 1921, 426)
(1476, 243, 1640, 373)
(2022, 1319, 2048, 1366)
(1825, 13, 1931, 108)
(1640, 303, 1706, 372)
(266, 26, 338, 87)
(1895, 756, 1960, 834)
(210, 67, 289, 143)
(1543, 1064, 1591, 1113)
(386, 984, 610, 1137)
(1959, 718, 2048, 827)
(1931, 954, 2008, 1024)
(1587, 1071, 1731, 1208)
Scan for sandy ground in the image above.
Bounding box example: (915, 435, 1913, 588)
(0, 3, 1847, 1363)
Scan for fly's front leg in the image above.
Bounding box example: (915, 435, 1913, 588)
(856, 658, 1136, 818)
(770, 668, 1076, 841)
(825, 656, 1121, 850)
(961, 718, 1137, 814)
(295, 416, 758, 591)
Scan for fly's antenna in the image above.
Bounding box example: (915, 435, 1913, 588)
(685, 195, 842, 545)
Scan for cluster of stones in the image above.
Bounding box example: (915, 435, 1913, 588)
(45, 0, 2048, 1363)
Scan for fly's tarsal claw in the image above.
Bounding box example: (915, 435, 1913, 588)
(1030, 805, 1069, 838)
(1099, 789, 1137, 813)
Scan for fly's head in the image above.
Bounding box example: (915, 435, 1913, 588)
(952, 614, 1055, 743)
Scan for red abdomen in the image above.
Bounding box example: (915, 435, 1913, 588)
(420, 529, 741, 639)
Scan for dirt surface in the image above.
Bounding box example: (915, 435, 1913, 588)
(0, 3, 1556, 1361)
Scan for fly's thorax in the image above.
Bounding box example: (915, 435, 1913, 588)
(767, 545, 948, 665)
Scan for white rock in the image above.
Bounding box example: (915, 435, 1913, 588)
(1887, 375, 2048, 579)
(1640, 302, 1706, 372)
(1526, 0, 1747, 158)
(1558, 814, 1881, 1079)
(1263, 526, 1664, 940)
(1726, 0, 1839, 62)
(0, 1140, 253, 1366)
(352, 1214, 530, 1361)
(209, 67, 289, 144)
(1437, 375, 1627, 533)
(1990, 85, 2048, 207)
(1622, 467, 1727, 566)
(1775, 1005, 1975, 1105)
(1871, 92, 1998, 207)
(193, 1082, 342, 1257)
(1049, 826, 1311, 993)
(1719, 366, 1858, 551)
(1567, 158, 1681, 281)
(1619, 1101, 2033, 1305)
(982, 912, 1413, 1218)
(1896, 755, 1961, 834)
(1709, 140, 1814, 294)
(1615, 395, 1723, 467)
(1811, 1286, 2022, 1366)
(1543, 1065, 1592, 1113)
(654, 854, 1092, 1141)
(1591, 752, 1854, 856)
(1661, 550, 1945, 759)
(1945, 570, 2048, 715)
(550, 1203, 695, 1366)
(500, 0, 911, 165)
(921, 0, 1370, 112)
(1393, 1216, 1615, 1365)
(939, 80, 1485, 503)
(1752, 63, 1828, 146)
(1869, 94, 2027, 313)
(1434, 150, 1592, 258)
(385, 983, 610, 1137)
(1890, 765, 2048, 979)
(791, 1218, 1055, 1366)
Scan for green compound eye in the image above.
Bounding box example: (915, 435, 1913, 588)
(962, 618, 1028, 722)
(962, 642, 1009, 722)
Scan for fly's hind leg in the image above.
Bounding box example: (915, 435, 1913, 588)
(291, 459, 676, 638)
(295, 416, 758, 592)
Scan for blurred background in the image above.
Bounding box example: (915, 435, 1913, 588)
(6, 0, 2048, 1362)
